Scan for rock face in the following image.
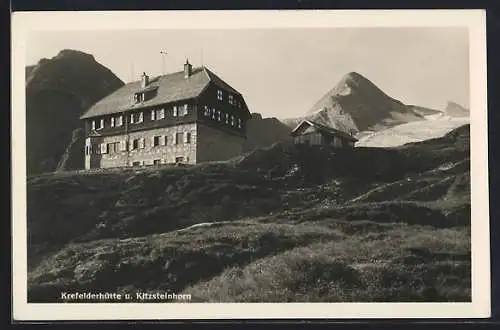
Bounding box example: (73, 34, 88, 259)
(281, 72, 441, 134)
(445, 101, 469, 117)
(26, 49, 124, 174)
(55, 128, 85, 172)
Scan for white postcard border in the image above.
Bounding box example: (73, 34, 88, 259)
(11, 9, 490, 320)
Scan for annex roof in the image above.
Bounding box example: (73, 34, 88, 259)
(291, 119, 358, 142)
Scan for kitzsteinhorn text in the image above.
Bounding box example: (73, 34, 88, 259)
(60, 291, 192, 301)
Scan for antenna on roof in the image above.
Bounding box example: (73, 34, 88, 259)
(160, 50, 168, 75)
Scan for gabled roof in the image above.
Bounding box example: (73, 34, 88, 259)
(291, 119, 358, 142)
(80, 66, 245, 119)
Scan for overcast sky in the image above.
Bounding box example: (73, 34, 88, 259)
(26, 28, 469, 118)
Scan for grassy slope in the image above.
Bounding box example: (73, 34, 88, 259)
(27, 125, 471, 302)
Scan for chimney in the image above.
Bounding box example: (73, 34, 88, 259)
(141, 72, 149, 88)
(184, 59, 192, 78)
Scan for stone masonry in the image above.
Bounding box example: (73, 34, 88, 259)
(85, 123, 197, 169)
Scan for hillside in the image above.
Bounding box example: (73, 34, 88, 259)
(281, 72, 441, 134)
(27, 125, 471, 303)
(244, 113, 293, 151)
(26, 49, 124, 174)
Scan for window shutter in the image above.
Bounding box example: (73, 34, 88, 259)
(139, 112, 143, 122)
(111, 117, 115, 127)
(173, 133, 177, 145)
(130, 114, 134, 124)
(100, 119, 104, 129)
(151, 110, 155, 121)
(184, 132, 188, 143)
(160, 109, 165, 119)
(162, 135, 167, 146)
(120, 140, 126, 151)
(117, 116, 122, 126)
(151, 136, 155, 147)
(92, 120, 96, 130)
(140, 137, 145, 149)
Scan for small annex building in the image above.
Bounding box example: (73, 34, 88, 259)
(291, 120, 358, 148)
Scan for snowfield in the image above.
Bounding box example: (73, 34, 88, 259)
(356, 115, 469, 148)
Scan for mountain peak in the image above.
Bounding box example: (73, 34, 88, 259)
(341, 71, 366, 81)
(445, 101, 469, 117)
(54, 49, 96, 61)
(330, 71, 384, 99)
(304, 71, 436, 132)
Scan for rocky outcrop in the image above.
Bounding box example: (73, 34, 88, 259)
(26, 49, 124, 174)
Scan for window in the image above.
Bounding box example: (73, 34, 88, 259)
(225, 113, 229, 124)
(175, 156, 184, 163)
(175, 132, 183, 145)
(211, 108, 216, 120)
(100, 143, 108, 154)
(185, 132, 191, 144)
(217, 110, 221, 121)
(134, 93, 144, 103)
(153, 159, 162, 165)
(94, 119, 104, 130)
(132, 161, 141, 166)
(173, 106, 178, 117)
(228, 94, 234, 105)
(217, 90, 223, 101)
(238, 118, 242, 129)
(203, 105, 210, 116)
(120, 140, 127, 151)
(130, 112, 143, 124)
(183, 104, 189, 116)
(151, 109, 165, 121)
(85, 146, 89, 155)
(107, 142, 120, 153)
(116, 116, 123, 127)
(111, 117, 115, 127)
(152, 136, 161, 147)
(132, 139, 139, 150)
(231, 115, 235, 126)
